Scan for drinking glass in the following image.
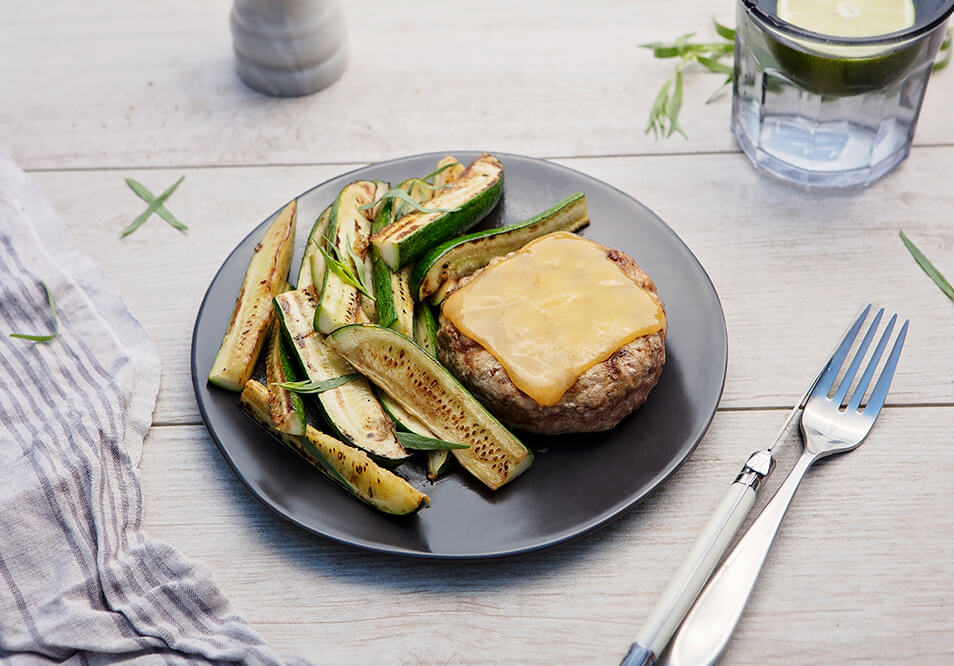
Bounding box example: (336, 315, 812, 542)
(732, 0, 954, 188)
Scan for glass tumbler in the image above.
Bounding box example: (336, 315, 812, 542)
(732, 0, 954, 188)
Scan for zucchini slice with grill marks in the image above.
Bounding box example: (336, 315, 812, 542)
(264, 323, 306, 436)
(370, 154, 504, 271)
(296, 204, 331, 291)
(377, 385, 451, 481)
(239, 380, 428, 515)
(432, 156, 465, 189)
(371, 199, 415, 336)
(411, 192, 589, 302)
(325, 324, 532, 490)
(315, 181, 378, 334)
(208, 199, 296, 391)
(274, 288, 409, 466)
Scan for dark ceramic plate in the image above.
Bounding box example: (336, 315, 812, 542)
(191, 152, 727, 559)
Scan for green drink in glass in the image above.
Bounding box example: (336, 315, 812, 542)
(732, 0, 954, 187)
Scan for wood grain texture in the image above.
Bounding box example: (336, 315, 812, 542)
(139, 407, 954, 664)
(2, 0, 953, 170)
(8, 1, 954, 662)
(33, 148, 954, 424)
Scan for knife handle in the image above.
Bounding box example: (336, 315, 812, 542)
(621, 450, 774, 666)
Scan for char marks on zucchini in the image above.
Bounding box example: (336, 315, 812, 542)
(209, 198, 297, 391)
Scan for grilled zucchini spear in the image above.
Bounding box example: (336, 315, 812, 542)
(326, 324, 532, 490)
(239, 380, 428, 515)
(273, 287, 409, 466)
(208, 199, 296, 391)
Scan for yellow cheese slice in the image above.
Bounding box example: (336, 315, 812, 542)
(441, 232, 664, 406)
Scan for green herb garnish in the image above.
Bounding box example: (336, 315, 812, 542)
(420, 161, 460, 182)
(9, 281, 58, 342)
(644, 23, 953, 140)
(125, 177, 188, 232)
(643, 20, 735, 139)
(395, 432, 469, 451)
(274, 374, 360, 394)
(119, 176, 185, 238)
(359, 188, 461, 215)
(315, 241, 375, 300)
(900, 230, 954, 302)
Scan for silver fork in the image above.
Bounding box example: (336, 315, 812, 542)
(660, 305, 909, 666)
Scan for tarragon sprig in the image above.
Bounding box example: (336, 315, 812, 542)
(900, 230, 954, 302)
(358, 188, 460, 216)
(642, 20, 735, 139)
(360, 161, 462, 217)
(9, 281, 59, 342)
(314, 240, 375, 300)
(273, 374, 360, 394)
(395, 431, 469, 451)
(645, 22, 953, 140)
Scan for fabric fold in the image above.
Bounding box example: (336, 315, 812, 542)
(0, 155, 302, 665)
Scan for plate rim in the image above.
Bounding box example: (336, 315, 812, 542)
(190, 150, 727, 559)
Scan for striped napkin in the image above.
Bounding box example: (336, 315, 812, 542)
(0, 155, 304, 664)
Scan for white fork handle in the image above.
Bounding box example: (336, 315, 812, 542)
(659, 451, 816, 666)
(621, 481, 757, 666)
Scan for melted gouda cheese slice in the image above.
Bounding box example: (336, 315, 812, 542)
(441, 232, 664, 406)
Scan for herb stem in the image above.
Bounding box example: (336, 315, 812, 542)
(9, 281, 59, 342)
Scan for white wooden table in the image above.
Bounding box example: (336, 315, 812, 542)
(4, 1, 954, 663)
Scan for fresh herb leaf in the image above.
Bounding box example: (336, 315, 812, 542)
(668, 69, 687, 139)
(642, 23, 735, 139)
(420, 161, 460, 182)
(900, 230, 954, 302)
(713, 19, 736, 41)
(315, 243, 375, 300)
(125, 178, 188, 231)
(934, 28, 952, 72)
(359, 188, 461, 215)
(9, 281, 58, 342)
(121, 175, 185, 238)
(274, 374, 360, 394)
(696, 56, 734, 76)
(395, 432, 469, 451)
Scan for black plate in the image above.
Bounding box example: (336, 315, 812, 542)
(191, 152, 727, 559)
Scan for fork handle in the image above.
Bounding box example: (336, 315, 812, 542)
(622, 450, 774, 666)
(659, 451, 817, 666)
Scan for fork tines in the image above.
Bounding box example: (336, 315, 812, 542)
(813, 304, 909, 415)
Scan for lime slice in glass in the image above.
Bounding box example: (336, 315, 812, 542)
(767, 0, 922, 95)
(777, 0, 916, 38)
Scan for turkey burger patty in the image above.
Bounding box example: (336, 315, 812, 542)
(436, 237, 666, 435)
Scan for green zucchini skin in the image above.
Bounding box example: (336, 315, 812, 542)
(377, 387, 434, 437)
(273, 288, 410, 466)
(370, 154, 504, 271)
(209, 199, 297, 391)
(296, 205, 331, 291)
(264, 323, 307, 436)
(427, 450, 453, 481)
(371, 200, 415, 336)
(325, 324, 532, 491)
(411, 192, 589, 302)
(412, 302, 439, 358)
(315, 181, 378, 334)
(239, 380, 428, 515)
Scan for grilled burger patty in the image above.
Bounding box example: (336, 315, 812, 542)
(436, 244, 667, 435)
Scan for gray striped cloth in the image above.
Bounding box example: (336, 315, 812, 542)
(0, 155, 305, 665)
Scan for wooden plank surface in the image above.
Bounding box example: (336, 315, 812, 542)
(140, 407, 954, 664)
(7, 0, 954, 663)
(33, 148, 954, 424)
(2, 0, 953, 170)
